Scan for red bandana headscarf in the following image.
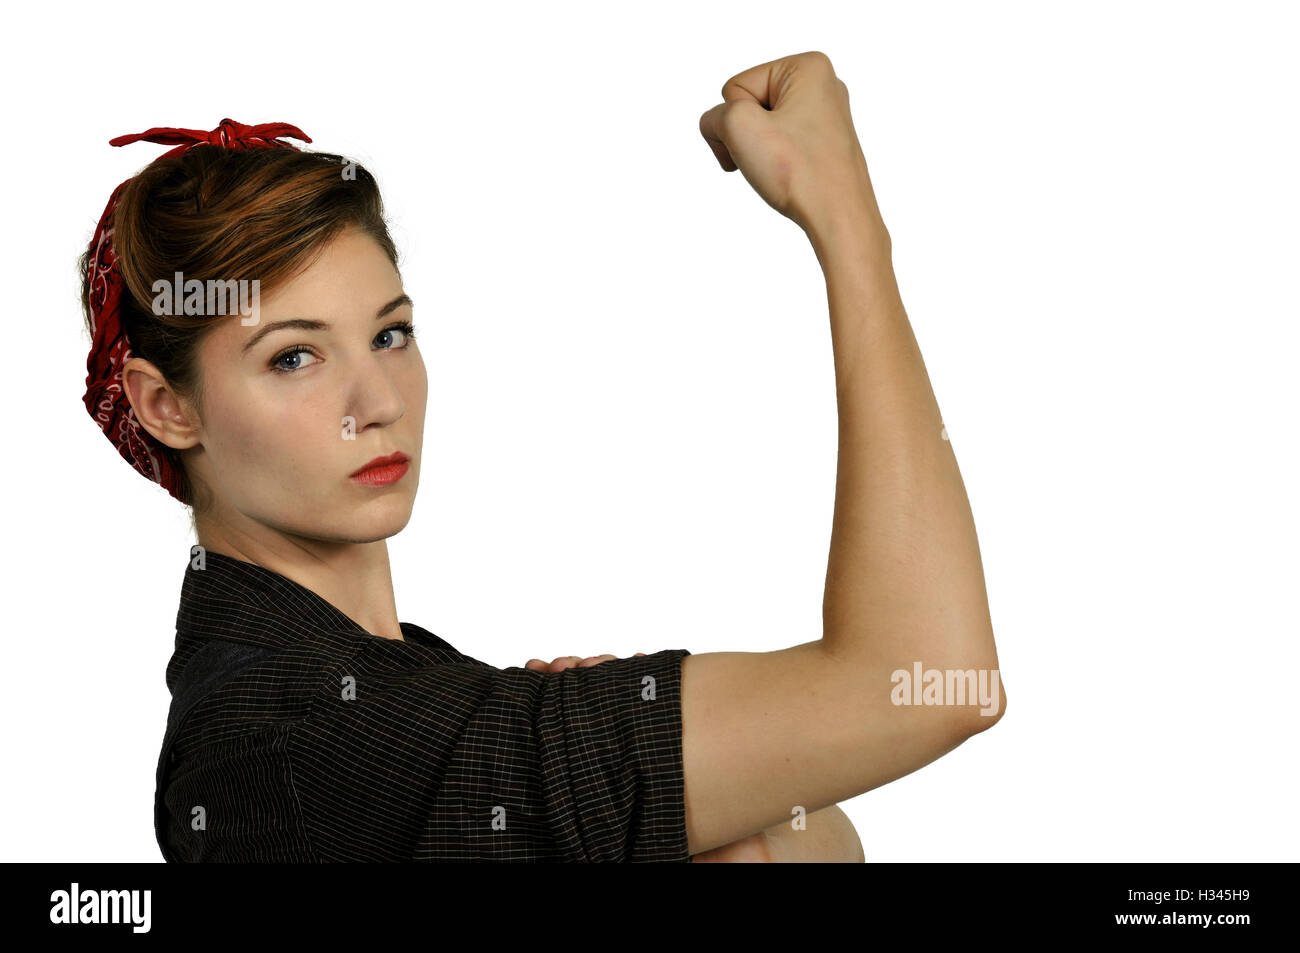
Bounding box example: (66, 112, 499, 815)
(82, 119, 312, 504)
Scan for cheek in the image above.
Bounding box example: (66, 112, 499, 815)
(408, 352, 430, 418)
(208, 382, 336, 487)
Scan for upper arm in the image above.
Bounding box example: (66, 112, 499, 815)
(287, 647, 694, 861)
(680, 640, 1004, 855)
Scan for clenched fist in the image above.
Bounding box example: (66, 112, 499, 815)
(698, 50, 889, 246)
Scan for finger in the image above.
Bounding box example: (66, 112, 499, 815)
(698, 103, 738, 172)
(634, 652, 646, 657)
(548, 656, 583, 672)
(525, 658, 547, 671)
(578, 654, 618, 667)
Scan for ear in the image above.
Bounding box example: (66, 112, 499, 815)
(120, 357, 201, 451)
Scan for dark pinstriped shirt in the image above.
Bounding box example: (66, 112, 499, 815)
(155, 549, 694, 862)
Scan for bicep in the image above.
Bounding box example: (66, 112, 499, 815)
(681, 640, 991, 855)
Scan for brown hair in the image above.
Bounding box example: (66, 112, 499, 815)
(78, 146, 399, 516)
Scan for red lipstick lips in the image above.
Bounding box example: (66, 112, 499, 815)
(349, 451, 411, 487)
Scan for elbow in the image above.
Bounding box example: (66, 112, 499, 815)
(973, 688, 1006, 732)
(957, 670, 1006, 736)
(925, 656, 1006, 741)
(949, 633, 1006, 736)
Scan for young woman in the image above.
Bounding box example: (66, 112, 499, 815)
(81, 50, 1003, 863)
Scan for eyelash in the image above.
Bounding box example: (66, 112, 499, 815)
(269, 321, 417, 374)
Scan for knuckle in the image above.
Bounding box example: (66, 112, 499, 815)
(720, 74, 743, 99)
(803, 50, 835, 72)
(715, 102, 745, 139)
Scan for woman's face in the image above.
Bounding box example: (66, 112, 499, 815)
(184, 225, 427, 545)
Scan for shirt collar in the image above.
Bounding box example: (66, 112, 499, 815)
(175, 548, 405, 651)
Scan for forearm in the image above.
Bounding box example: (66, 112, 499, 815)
(692, 805, 863, 862)
(809, 203, 1001, 696)
(762, 804, 864, 862)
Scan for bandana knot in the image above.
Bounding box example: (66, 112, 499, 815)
(108, 119, 311, 160)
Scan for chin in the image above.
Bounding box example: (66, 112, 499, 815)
(334, 498, 416, 540)
(272, 494, 415, 544)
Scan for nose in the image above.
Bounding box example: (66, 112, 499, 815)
(342, 348, 407, 434)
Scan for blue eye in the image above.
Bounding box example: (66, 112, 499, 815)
(269, 321, 417, 374)
(270, 348, 320, 373)
(375, 321, 416, 350)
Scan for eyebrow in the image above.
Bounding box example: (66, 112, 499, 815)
(241, 294, 413, 356)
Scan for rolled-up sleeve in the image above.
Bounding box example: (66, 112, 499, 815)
(285, 646, 693, 862)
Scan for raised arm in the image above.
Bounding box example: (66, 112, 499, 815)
(682, 50, 1005, 856)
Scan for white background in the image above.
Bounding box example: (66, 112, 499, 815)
(1, 0, 1296, 862)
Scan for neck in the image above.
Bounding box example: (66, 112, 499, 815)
(194, 524, 404, 641)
